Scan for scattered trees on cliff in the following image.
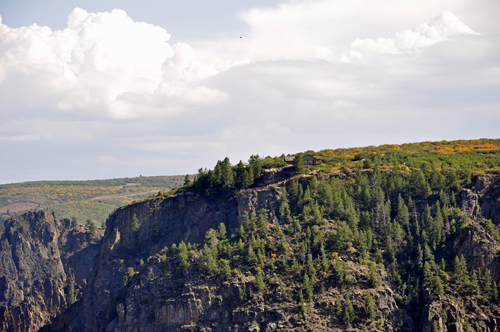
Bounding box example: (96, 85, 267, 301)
(150, 142, 500, 328)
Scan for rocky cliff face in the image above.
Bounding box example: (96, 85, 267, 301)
(0, 211, 103, 332)
(86, 249, 409, 332)
(474, 173, 500, 225)
(6, 170, 500, 332)
(417, 173, 500, 332)
(0, 211, 66, 332)
(45, 193, 243, 331)
(43, 181, 415, 332)
(417, 219, 500, 332)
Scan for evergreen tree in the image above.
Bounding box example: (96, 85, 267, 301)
(303, 273, 313, 301)
(294, 154, 305, 175)
(217, 223, 227, 240)
(257, 210, 268, 238)
(309, 175, 318, 194)
(454, 255, 469, 284)
(219, 258, 232, 280)
(343, 294, 355, 326)
(255, 269, 265, 291)
(131, 214, 140, 246)
(335, 258, 345, 285)
(178, 241, 189, 270)
(247, 244, 256, 265)
(86, 218, 97, 237)
(67, 280, 75, 305)
(483, 268, 493, 297)
(243, 166, 254, 189)
(221, 157, 235, 190)
(365, 291, 376, 320)
(395, 195, 410, 227)
(239, 284, 247, 302)
(369, 261, 378, 287)
(249, 155, 262, 178)
(336, 297, 343, 317)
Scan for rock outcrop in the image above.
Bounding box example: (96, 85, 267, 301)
(0, 211, 103, 332)
(5, 170, 500, 332)
(43, 182, 415, 332)
(44, 193, 242, 331)
(474, 173, 500, 225)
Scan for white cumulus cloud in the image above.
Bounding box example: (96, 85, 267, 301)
(0, 8, 225, 119)
(341, 11, 478, 63)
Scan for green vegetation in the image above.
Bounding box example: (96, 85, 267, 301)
(152, 138, 500, 328)
(67, 280, 75, 306)
(0, 175, 185, 224)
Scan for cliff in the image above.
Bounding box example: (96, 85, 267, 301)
(43, 179, 414, 331)
(0, 211, 103, 332)
(45, 193, 241, 331)
(4, 168, 500, 331)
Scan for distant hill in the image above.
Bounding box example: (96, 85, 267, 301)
(0, 175, 186, 224)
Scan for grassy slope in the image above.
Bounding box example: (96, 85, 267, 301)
(0, 175, 186, 224)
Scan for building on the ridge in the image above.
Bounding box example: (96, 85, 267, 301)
(302, 154, 322, 166)
(284, 154, 322, 167)
(284, 156, 295, 165)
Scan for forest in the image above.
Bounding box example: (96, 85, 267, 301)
(152, 138, 500, 330)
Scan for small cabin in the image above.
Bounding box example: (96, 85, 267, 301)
(284, 156, 295, 165)
(284, 154, 322, 166)
(302, 154, 322, 166)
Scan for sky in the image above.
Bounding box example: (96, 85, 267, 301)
(0, 0, 499, 184)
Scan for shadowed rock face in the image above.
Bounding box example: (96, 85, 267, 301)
(0, 211, 103, 332)
(42, 188, 286, 332)
(41, 185, 417, 332)
(0, 211, 66, 332)
(44, 193, 242, 331)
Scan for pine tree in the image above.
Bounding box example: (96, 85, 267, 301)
(239, 283, 247, 302)
(131, 214, 140, 246)
(335, 258, 345, 285)
(369, 261, 378, 287)
(247, 245, 256, 266)
(307, 252, 316, 277)
(365, 291, 376, 320)
(483, 268, 493, 298)
(292, 257, 300, 276)
(257, 210, 268, 238)
(242, 167, 254, 189)
(303, 273, 313, 301)
(178, 241, 189, 270)
(67, 280, 75, 305)
(309, 175, 318, 194)
(470, 269, 479, 295)
(320, 242, 328, 269)
(294, 154, 305, 175)
(255, 269, 265, 291)
(335, 297, 343, 317)
(343, 294, 355, 326)
(454, 255, 469, 284)
(219, 258, 232, 280)
(217, 223, 227, 240)
(238, 239, 244, 255)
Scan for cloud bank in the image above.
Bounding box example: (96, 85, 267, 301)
(1, 0, 499, 183)
(0, 8, 225, 120)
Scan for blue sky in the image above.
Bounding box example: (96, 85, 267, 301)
(0, 0, 499, 184)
